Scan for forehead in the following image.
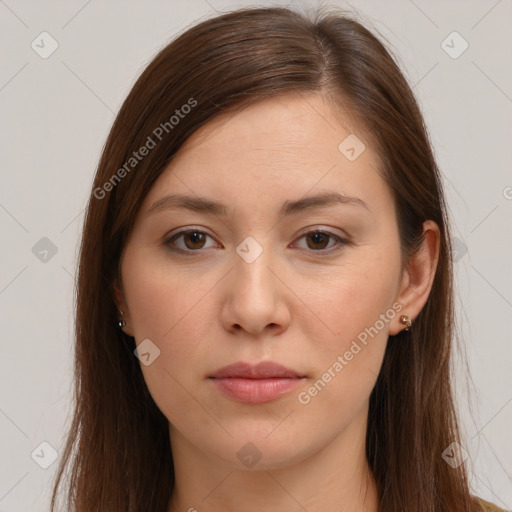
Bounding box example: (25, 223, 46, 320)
(141, 93, 391, 216)
(176, 92, 365, 166)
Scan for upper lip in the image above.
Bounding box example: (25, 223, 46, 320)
(209, 361, 304, 379)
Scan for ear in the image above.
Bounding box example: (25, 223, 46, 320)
(389, 220, 440, 335)
(113, 278, 135, 337)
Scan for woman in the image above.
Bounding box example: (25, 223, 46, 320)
(51, 6, 506, 512)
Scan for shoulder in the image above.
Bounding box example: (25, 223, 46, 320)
(473, 497, 509, 512)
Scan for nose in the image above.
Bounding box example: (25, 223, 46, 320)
(220, 245, 291, 337)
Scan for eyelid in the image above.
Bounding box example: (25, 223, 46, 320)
(294, 225, 349, 241)
(164, 225, 216, 241)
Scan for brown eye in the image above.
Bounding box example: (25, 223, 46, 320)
(305, 232, 330, 250)
(165, 229, 217, 254)
(183, 231, 207, 249)
(294, 230, 349, 253)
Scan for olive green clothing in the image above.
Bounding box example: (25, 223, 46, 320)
(476, 497, 509, 512)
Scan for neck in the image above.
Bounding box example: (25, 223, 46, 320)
(167, 406, 379, 512)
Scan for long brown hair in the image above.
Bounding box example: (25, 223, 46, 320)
(51, 6, 481, 511)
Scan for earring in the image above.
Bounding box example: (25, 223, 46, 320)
(117, 309, 126, 329)
(399, 314, 412, 331)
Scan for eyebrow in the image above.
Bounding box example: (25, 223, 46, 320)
(146, 191, 371, 217)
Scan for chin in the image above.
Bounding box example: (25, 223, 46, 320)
(199, 426, 320, 472)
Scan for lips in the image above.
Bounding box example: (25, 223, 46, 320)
(209, 361, 304, 379)
(208, 362, 306, 404)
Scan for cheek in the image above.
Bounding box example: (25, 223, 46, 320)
(122, 257, 221, 432)
(122, 250, 221, 364)
(122, 249, 215, 345)
(292, 249, 400, 407)
(298, 250, 400, 350)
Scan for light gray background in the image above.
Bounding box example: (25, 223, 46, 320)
(1, 1, 511, 510)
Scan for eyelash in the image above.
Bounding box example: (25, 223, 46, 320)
(164, 228, 350, 256)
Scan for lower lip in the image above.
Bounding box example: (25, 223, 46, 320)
(210, 377, 303, 404)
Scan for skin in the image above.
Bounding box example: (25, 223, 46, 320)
(114, 92, 439, 512)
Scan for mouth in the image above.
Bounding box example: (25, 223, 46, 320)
(208, 361, 306, 404)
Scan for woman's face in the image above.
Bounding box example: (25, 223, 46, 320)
(116, 92, 413, 469)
